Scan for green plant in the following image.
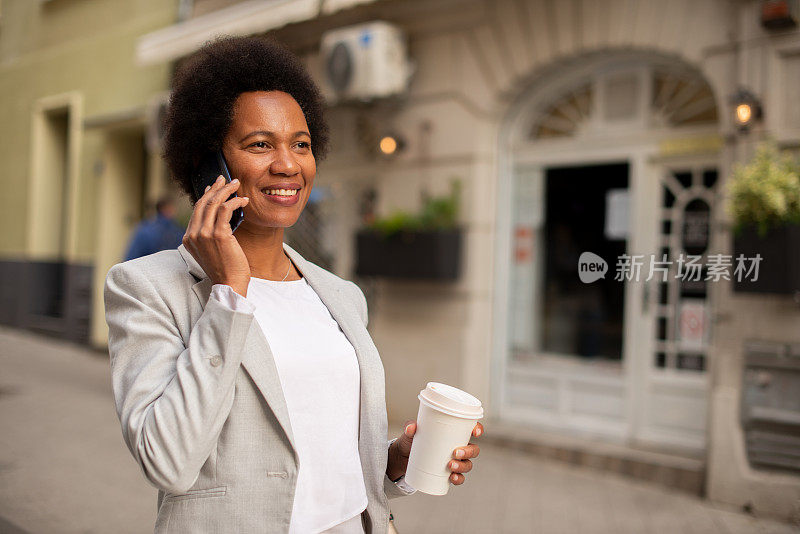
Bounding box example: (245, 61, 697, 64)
(728, 141, 800, 236)
(368, 179, 462, 238)
(369, 210, 423, 236)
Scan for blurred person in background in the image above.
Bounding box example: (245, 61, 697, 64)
(124, 196, 185, 261)
(104, 36, 483, 534)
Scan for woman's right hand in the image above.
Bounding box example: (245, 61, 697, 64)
(182, 175, 251, 297)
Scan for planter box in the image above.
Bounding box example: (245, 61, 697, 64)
(733, 223, 800, 294)
(355, 228, 462, 280)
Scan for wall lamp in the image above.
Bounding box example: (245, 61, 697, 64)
(378, 133, 405, 157)
(730, 87, 763, 132)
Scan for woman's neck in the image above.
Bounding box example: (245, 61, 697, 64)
(234, 226, 299, 280)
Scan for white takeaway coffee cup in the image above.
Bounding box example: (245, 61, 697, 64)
(404, 382, 484, 495)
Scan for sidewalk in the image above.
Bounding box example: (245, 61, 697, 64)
(0, 326, 795, 533)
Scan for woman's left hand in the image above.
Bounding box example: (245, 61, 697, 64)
(387, 420, 484, 485)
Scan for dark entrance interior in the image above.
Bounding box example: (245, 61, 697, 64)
(542, 162, 628, 360)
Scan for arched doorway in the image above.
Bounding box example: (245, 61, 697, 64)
(493, 51, 723, 454)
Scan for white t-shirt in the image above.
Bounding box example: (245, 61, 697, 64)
(211, 275, 414, 534)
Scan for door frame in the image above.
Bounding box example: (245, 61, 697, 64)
(490, 51, 724, 453)
(492, 140, 720, 451)
(493, 142, 655, 443)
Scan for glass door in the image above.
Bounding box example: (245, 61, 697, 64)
(632, 164, 717, 452)
(503, 162, 633, 440)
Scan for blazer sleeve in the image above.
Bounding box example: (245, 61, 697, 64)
(384, 439, 417, 498)
(104, 264, 255, 494)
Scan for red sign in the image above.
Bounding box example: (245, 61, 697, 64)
(514, 225, 534, 264)
(678, 300, 707, 351)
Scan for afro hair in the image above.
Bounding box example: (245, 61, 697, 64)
(162, 35, 330, 202)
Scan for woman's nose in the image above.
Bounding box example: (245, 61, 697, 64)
(270, 145, 300, 176)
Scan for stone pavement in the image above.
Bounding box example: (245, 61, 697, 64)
(0, 326, 795, 534)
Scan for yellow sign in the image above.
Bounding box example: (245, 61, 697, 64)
(658, 136, 723, 157)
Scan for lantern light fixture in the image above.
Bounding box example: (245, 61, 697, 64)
(730, 87, 763, 132)
(378, 133, 405, 156)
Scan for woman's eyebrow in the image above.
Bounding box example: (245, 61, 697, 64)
(240, 130, 311, 142)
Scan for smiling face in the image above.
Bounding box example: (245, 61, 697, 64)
(221, 91, 317, 233)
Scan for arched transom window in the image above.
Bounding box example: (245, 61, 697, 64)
(529, 62, 718, 140)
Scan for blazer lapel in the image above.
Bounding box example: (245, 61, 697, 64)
(239, 319, 297, 456)
(177, 244, 297, 455)
(283, 243, 382, 479)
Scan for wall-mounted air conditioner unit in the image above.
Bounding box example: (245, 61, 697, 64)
(320, 21, 414, 104)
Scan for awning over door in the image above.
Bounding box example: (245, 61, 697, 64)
(136, 0, 378, 66)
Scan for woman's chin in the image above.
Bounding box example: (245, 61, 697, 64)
(236, 216, 300, 234)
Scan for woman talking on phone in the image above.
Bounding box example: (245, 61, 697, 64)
(104, 36, 483, 533)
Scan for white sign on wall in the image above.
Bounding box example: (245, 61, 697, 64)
(678, 298, 708, 352)
(605, 188, 629, 241)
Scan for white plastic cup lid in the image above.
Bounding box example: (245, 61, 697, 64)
(418, 382, 484, 419)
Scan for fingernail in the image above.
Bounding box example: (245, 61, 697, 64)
(456, 449, 464, 458)
(450, 461, 458, 469)
(242, 197, 249, 202)
(231, 179, 239, 184)
(216, 175, 224, 183)
(476, 428, 482, 436)
(404, 424, 412, 435)
(205, 185, 210, 192)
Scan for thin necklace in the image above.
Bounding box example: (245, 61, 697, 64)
(280, 254, 292, 281)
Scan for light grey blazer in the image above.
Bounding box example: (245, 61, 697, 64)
(104, 242, 411, 533)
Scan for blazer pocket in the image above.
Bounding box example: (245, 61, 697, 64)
(164, 486, 227, 502)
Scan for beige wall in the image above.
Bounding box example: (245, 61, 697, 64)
(706, 2, 800, 520)
(708, 287, 800, 519)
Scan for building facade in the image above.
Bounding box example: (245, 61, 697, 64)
(0, 0, 181, 346)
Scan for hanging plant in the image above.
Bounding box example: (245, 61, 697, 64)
(367, 179, 462, 238)
(356, 178, 463, 280)
(729, 141, 800, 294)
(727, 140, 800, 237)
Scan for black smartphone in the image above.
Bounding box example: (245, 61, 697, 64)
(193, 150, 245, 232)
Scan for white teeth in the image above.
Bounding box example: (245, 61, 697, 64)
(266, 189, 298, 196)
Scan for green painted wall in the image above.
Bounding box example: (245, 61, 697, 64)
(0, 0, 178, 259)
